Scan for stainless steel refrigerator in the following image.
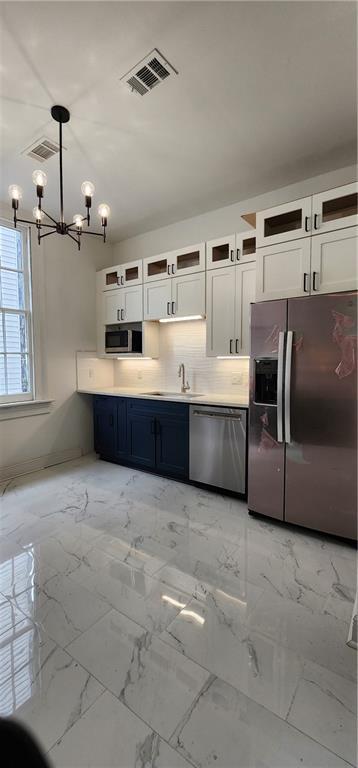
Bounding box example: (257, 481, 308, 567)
(248, 291, 357, 540)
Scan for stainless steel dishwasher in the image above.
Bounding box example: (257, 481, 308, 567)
(189, 405, 247, 494)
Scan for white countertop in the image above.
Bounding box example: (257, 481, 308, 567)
(77, 387, 249, 409)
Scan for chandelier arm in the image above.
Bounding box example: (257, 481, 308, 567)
(67, 232, 80, 246)
(39, 229, 57, 241)
(15, 217, 57, 230)
(41, 209, 58, 226)
(77, 229, 105, 237)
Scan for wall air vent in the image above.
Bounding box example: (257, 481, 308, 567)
(121, 49, 177, 96)
(23, 137, 62, 163)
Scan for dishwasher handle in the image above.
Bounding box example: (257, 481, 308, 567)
(192, 410, 242, 421)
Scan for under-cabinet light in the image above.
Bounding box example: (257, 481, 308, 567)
(117, 357, 152, 360)
(216, 356, 250, 360)
(159, 315, 204, 323)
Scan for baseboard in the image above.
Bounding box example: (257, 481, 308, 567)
(0, 447, 83, 483)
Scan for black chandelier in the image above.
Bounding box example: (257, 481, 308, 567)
(8, 105, 110, 250)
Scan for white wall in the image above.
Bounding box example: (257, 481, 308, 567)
(112, 164, 357, 262)
(0, 205, 112, 473)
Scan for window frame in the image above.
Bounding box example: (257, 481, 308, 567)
(0, 219, 34, 404)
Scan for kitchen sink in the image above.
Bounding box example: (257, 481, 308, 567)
(142, 391, 203, 398)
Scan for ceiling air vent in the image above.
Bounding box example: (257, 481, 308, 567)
(23, 137, 61, 163)
(121, 49, 177, 96)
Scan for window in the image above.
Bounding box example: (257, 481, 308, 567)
(0, 221, 33, 403)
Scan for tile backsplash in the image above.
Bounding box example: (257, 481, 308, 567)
(114, 320, 249, 401)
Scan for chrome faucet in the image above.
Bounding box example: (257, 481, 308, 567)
(178, 363, 190, 394)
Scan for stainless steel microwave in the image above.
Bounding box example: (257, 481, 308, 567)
(105, 325, 142, 354)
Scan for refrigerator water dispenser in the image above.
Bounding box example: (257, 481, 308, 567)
(254, 358, 278, 405)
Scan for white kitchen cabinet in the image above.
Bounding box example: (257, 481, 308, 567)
(144, 279, 172, 320)
(235, 262, 256, 356)
(206, 263, 254, 357)
(256, 238, 311, 302)
(144, 243, 205, 283)
(206, 267, 236, 356)
(104, 286, 142, 324)
(256, 197, 312, 247)
(144, 273, 205, 320)
(207, 232, 256, 270)
(310, 226, 358, 295)
(312, 182, 358, 234)
(101, 260, 142, 291)
(171, 272, 205, 318)
(206, 235, 236, 270)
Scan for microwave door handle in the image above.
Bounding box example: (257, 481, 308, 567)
(284, 331, 293, 444)
(277, 331, 285, 443)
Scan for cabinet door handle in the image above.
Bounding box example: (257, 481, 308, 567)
(150, 419, 155, 435)
(117, 309, 121, 321)
(121, 309, 125, 320)
(109, 414, 114, 427)
(229, 339, 233, 354)
(312, 271, 319, 291)
(303, 272, 309, 292)
(167, 301, 171, 315)
(172, 301, 175, 315)
(230, 249, 234, 262)
(172, 264, 175, 275)
(121, 276, 124, 285)
(167, 265, 171, 275)
(314, 213, 320, 230)
(304, 216, 311, 233)
(236, 248, 240, 261)
(235, 338, 239, 353)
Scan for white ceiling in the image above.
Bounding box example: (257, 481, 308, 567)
(0, 1, 357, 241)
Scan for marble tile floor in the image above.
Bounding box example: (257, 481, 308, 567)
(0, 454, 356, 768)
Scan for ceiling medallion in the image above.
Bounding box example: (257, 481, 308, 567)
(8, 105, 110, 250)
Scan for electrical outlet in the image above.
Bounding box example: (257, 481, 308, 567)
(231, 375, 242, 385)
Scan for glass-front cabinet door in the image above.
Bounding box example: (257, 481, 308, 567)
(143, 253, 170, 283)
(206, 235, 236, 270)
(236, 231, 256, 263)
(256, 197, 312, 247)
(102, 265, 121, 291)
(171, 243, 205, 276)
(312, 182, 358, 234)
(121, 260, 143, 287)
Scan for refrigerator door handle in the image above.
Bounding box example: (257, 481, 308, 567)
(284, 331, 293, 444)
(277, 331, 285, 443)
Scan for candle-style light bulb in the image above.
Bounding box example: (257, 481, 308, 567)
(8, 184, 23, 204)
(32, 170, 47, 188)
(98, 203, 110, 221)
(81, 181, 95, 198)
(33, 206, 44, 223)
(73, 214, 83, 229)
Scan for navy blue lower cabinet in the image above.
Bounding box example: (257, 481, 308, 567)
(126, 400, 156, 469)
(93, 396, 117, 458)
(156, 412, 189, 479)
(115, 398, 127, 460)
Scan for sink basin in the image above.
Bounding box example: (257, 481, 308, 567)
(142, 391, 203, 398)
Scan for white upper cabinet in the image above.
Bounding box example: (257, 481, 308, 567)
(206, 263, 255, 357)
(104, 286, 143, 324)
(171, 272, 205, 318)
(170, 243, 206, 276)
(206, 267, 236, 356)
(235, 262, 256, 356)
(144, 273, 206, 321)
(236, 231, 257, 264)
(256, 238, 311, 302)
(143, 279, 172, 320)
(310, 226, 358, 295)
(144, 243, 205, 283)
(206, 235, 236, 270)
(312, 182, 358, 234)
(101, 260, 142, 291)
(207, 232, 256, 270)
(256, 197, 312, 247)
